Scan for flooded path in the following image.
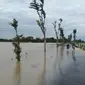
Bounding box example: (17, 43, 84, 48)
(46, 44, 85, 85)
(0, 43, 85, 85)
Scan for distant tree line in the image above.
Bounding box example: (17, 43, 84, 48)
(0, 36, 84, 43)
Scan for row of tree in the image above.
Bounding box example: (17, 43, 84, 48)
(52, 19, 77, 45)
(8, 0, 78, 62)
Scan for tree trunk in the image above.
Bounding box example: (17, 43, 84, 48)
(44, 32, 46, 72)
(15, 28, 21, 61)
(16, 52, 21, 61)
(56, 33, 58, 47)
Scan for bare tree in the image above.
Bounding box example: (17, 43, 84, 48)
(58, 18, 63, 39)
(30, 0, 46, 69)
(52, 21, 58, 46)
(58, 18, 64, 43)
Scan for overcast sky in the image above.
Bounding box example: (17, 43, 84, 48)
(0, 0, 85, 39)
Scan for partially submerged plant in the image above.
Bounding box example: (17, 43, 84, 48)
(73, 29, 77, 42)
(10, 18, 22, 61)
(52, 21, 58, 46)
(58, 18, 63, 35)
(58, 18, 64, 42)
(30, 0, 46, 69)
(72, 29, 77, 49)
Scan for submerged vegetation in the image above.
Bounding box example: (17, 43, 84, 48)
(73, 29, 77, 43)
(30, 0, 46, 68)
(58, 18, 64, 41)
(52, 21, 58, 46)
(10, 18, 22, 61)
(0, 1, 85, 85)
(0, 0, 83, 61)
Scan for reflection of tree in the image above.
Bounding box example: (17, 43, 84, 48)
(53, 46, 59, 69)
(53, 46, 64, 78)
(72, 50, 76, 61)
(66, 50, 69, 56)
(38, 58, 46, 85)
(52, 21, 58, 46)
(14, 62, 21, 85)
(58, 45, 65, 77)
(60, 45, 65, 60)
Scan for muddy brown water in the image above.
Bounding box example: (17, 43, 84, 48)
(0, 43, 85, 85)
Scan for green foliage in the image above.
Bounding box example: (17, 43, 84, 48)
(73, 29, 77, 42)
(36, 20, 43, 33)
(9, 18, 18, 31)
(12, 42, 21, 60)
(52, 21, 58, 45)
(30, 1, 39, 10)
(60, 28, 64, 38)
(52, 21, 57, 29)
(73, 29, 77, 34)
(30, 0, 46, 35)
(40, 0, 44, 4)
(58, 18, 64, 41)
(36, 20, 41, 27)
(59, 18, 63, 23)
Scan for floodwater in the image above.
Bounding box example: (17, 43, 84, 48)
(0, 43, 85, 85)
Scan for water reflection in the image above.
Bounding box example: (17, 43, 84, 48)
(48, 46, 60, 85)
(53, 46, 59, 69)
(59, 45, 65, 76)
(72, 50, 76, 61)
(56, 46, 64, 77)
(60, 45, 65, 60)
(38, 59, 46, 85)
(13, 62, 21, 85)
(52, 45, 65, 85)
(66, 50, 70, 56)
